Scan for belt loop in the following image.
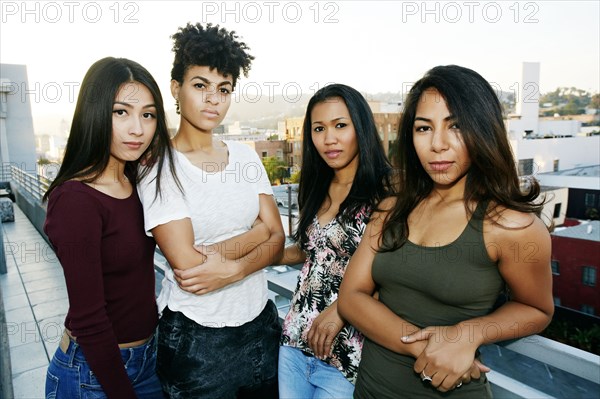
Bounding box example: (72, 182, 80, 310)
(144, 333, 155, 358)
(123, 348, 133, 369)
(68, 339, 78, 367)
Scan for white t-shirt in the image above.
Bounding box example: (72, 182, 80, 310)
(138, 140, 273, 327)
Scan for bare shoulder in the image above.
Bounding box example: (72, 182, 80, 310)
(486, 204, 550, 244)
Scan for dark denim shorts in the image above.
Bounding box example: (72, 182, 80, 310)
(157, 300, 281, 399)
(45, 333, 163, 399)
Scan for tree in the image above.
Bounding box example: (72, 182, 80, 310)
(591, 94, 600, 109)
(261, 156, 288, 184)
(539, 87, 594, 116)
(290, 169, 301, 184)
(37, 157, 51, 165)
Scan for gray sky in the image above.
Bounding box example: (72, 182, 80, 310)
(1, 0, 598, 133)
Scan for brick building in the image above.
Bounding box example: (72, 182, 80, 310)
(551, 220, 600, 315)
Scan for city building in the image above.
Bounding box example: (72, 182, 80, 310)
(254, 139, 286, 161)
(369, 101, 402, 156)
(539, 186, 569, 227)
(551, 220, 600, 315)
(0, 64, 37, 179)
(284, 116, 303, 169)
(538, 165, 600, 220)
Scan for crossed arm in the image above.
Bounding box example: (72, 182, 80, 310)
(152, 193, 285, 294)
(338, 204, 554, 392)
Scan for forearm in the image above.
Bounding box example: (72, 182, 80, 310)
(338, 291, 424, 357)
(232, 230, 286, 280)
(211, 222, 270, 260)
(272, 243, 306, 266)
(163, 245, 206, 271)
(152, 218, 207, 271)
(458, 301, 553, 347)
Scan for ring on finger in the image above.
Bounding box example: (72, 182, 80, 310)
(456, 382, 463, 388)
(421, 371, 433, 383)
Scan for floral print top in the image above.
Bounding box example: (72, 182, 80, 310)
(281, 204, 371, 384)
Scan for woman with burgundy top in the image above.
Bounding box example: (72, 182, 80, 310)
(43, 57, 176, 398)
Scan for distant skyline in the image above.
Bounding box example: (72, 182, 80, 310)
(1, 0, 599, 134)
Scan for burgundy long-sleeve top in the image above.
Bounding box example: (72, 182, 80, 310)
(44, 181, 158, 398)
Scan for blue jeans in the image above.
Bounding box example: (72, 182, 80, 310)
(278, 345, 355, 399)
(45, 333, 163, 399)
(157, 300, 281, 399)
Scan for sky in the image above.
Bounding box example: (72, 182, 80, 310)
(1, 0, 599, 134)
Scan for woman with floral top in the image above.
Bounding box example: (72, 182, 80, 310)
(274, 84, 393, 398)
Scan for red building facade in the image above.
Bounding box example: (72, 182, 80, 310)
(551, 221, 600, 315)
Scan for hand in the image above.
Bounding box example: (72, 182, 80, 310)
(306, 305, 344, 359)
(173, 246, 242, 295)
(402, 325, 481, 392)
(457, 359, 491, 387)
(400, 333, 488, 389)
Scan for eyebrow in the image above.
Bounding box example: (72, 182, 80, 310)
(414, 114, 455, 122)
(311, 116, 350, 125)
(113, 101, 157, 109)
(191, 75, 233, 87)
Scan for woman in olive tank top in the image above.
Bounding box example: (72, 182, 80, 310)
(339, 65, 554, 398)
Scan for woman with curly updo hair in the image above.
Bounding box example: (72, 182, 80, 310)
(138, 23, 284, 398)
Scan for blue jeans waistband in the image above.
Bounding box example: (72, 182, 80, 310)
(58, 331, 157, 367)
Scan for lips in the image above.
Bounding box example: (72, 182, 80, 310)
(324, 150, 342, 159)
(124, 142, 143, 150)
(429, 161, 453, 172)
(202, 109, 219, 118)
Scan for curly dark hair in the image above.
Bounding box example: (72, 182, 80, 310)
(170, 22, 254, 87)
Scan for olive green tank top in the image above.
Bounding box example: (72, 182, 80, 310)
(355, 201, 502, 398)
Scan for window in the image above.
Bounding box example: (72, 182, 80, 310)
(553, 159, 559, 172)
(261, 151, 268, 158)
(581, 305, 595, 315)
(518, 158, 534, 176)
(553, 203, 562, 219)
(551, 260, 560, 275)
(582, 266, 597, 286)
(585, 193, 596, 207)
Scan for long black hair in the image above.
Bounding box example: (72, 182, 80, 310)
(294, 84, 393, 248)
(381, 65, 543, 251)
(44, 57, 177, 201)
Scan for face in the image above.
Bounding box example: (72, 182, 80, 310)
(412, 88, 471, 188)
(310, 97, 359, 174)
(171, 65, 232, 133)
(110, 81, 157, 163)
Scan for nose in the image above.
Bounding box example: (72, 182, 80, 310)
(129, 117, 144, 136)
(430, 129, 450, 152)
(204, 86, 219, 105)
(324, 128, 337, 145)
